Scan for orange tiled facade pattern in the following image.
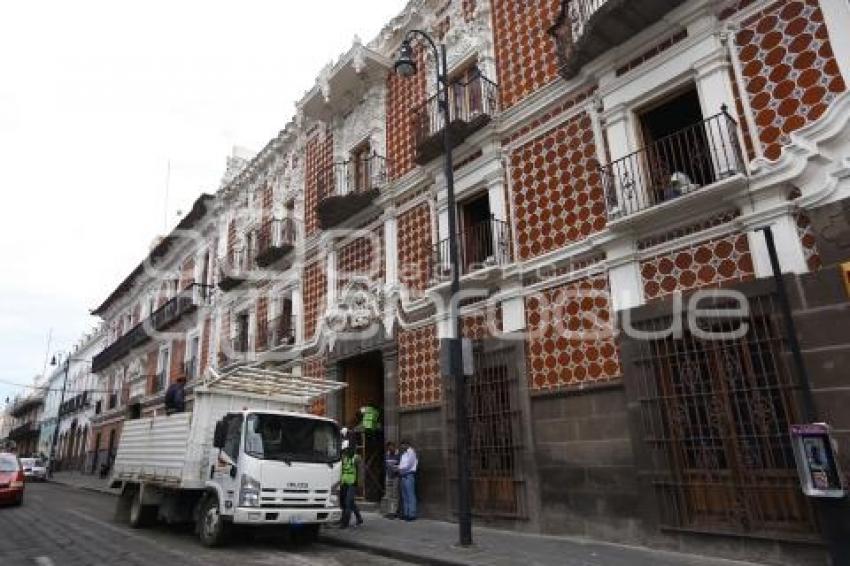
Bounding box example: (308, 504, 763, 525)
(303, 261, 327, 341)
(510, 111, 606, 261)
(305, 130, 334, 236)
(492, 0, 561, 110)
(397, 325, 441, 408)
(525, 274, 621, 392)
(337, 230, 385, 291)
(735, 0, 846, 160)
(640, 233, 756, 301)
(386, 47, 426, 181)
(397, 202, 433, 296)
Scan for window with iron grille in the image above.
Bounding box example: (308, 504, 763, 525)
(448, 342, 527, 519)
(630, 294, 816, 538)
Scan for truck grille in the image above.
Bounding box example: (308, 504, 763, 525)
(260, 488, 330, 508)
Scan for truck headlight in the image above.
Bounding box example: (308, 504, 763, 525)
(240, 474, 261, 507)
(329, 481, 340, 506)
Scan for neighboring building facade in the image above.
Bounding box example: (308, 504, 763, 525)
(6, 379, 45, 457)
(37, 363, 64, 459)
(87, 1, 850, 563)
(50, 330, 106, 472)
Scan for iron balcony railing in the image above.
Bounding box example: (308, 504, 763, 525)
(256, 218, 297, 267)
(92, 321, 150, 373)
(268, 314, 297, 348)
(149, 283, 213, 332)
(413, 73, 499, 148)
(316, 153, 390, 203)
(431, 217, 512, 282)
(218, 247, 252, 290)
(600, 109, 745, 220)
(59, 392, 90, 417)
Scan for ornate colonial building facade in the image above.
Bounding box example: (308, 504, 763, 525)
(88, 1, 850, 563)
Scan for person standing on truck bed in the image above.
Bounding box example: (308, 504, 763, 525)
(338, 440, 363, 529)
(164, 374, 186, 414)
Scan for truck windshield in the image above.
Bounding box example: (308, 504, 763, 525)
(244, 414, 340, 464)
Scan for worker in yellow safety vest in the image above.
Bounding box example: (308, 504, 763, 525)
(360, 405, 381, 432)
(338, 440, 363, 528)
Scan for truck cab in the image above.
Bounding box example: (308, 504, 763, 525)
(208, 409, 342, 531)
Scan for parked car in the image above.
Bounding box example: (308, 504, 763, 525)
(20, 458, 47, 482)
(0, 453, 25, 506)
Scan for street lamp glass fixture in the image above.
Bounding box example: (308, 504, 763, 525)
(394, 40, 417, 77)
(50, 355, 58, 366)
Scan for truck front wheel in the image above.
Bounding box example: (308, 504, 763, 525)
(198, 495, 230, 547)
(129, 488, 157, 528)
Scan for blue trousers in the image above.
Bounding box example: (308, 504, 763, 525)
(400, 473, 417, 519)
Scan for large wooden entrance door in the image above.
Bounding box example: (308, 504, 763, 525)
(342, 352, 385, 502)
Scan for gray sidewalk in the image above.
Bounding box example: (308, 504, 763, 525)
(49, 470, 121, 496)
(320, 512, 762, 566)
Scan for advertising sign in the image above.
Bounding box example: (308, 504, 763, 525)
(790, 423, 846, 498)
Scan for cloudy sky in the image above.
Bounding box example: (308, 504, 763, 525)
(0, 0, 406, 405)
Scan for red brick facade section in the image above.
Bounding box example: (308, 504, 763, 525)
(795, 210, 822, 271)
(525, 274, 621, 392)
(510, 111, 605, 261)
(461, 308, 503, 340)
(492, 0, 561, 110)
(219, 311, 230, 364)
(303, 356, 327, 416)
(256, 296, 269, 351)
(640, 233, 755, 301)
(303, 261, 327, 341)
(337, 230, 385, 291)
(169, 339, 186, 385)
(735, 0, 846, 160)
(305, 130, 334, 236)
(398, 325, 441, 408)
(386, 46, 426, 181)
(145, 351, 158, 394)
(397, 203, 433, 296)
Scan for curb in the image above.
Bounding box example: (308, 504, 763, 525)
(320, 534, 469, 566)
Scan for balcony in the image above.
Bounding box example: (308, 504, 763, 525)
(316, 154, 390, 229)
(8, 421, 38, 440)
(414, 74, 499, 165)
(268, 314, 297, 349)
(431, 217, 512, 283)
(92, 322, 150, 373)
(149, 283, 213, 332)
(256, 218, 297, 268)
(59, 392, 90, 417)
(552, 0, 687, 80)
(600, 111, 745, 222)
(218, 248, 252, 291)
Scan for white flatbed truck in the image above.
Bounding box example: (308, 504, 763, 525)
(110, 365, 346, 546)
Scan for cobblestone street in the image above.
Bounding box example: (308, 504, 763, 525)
(0, 482, 410, 566)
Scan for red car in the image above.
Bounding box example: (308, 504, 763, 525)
(0, 453, 25, 506)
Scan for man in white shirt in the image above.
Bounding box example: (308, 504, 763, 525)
(396, 439, 418, 521)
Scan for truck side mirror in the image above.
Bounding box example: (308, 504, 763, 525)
(213, 420, 227, 449)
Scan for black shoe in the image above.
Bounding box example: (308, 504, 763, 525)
(356, 517, 364, 526)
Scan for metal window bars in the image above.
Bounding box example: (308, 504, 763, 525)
(630, 293, 817, 537)
(268, 314, 297, 349)
(412, 72, 499, 145)
(316, 153, 390, 203)
(600, 109, 745, 220)
(432, 216, 512, 282)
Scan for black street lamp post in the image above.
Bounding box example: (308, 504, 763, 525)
(395, 30, 473, 547)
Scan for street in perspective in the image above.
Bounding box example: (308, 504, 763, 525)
(3, 0, 850, 565)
